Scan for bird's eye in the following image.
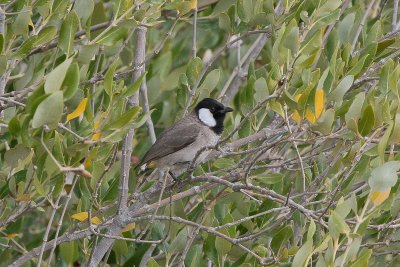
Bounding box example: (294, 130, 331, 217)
(210, 107, 215, 112)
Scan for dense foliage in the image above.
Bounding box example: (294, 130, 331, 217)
(1, 0, 400, 266)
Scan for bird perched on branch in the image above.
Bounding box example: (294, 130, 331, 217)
(140, 98, 233, 178)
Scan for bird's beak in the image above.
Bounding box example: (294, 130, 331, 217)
(224, 107, 234, 113)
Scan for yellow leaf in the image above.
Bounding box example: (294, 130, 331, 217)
(7, 233, 18, 239)
(71, 212, 89, 222)
(314, 89, 324, 119)
(66, 98, 88, 122)
(292, 94, 303, 124)
(71, 212, 101, 224)
(121, 223, 136, 232)
(28, 19, 34, 31)
(84, 158, 92, 168)
(84, 150, 97, 168)
(92, 132, 102, 141)
(93, 111, 107, 131)
(94, 118, 102, 129)
(305, 108, 316, 123)
(292, 111, 302, 124)
(190, 0, 197, 9)
(92, 112, 107, 141)
(91, 216, 102, 225)
(16, 194, 31, 202)
(370, 190, 390, 206)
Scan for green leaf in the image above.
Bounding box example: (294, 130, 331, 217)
(319, 0, 341, 14)
(299, 29, 322, 55)
(378, 123, 393, 162)
(328, 211, 350, 239)
(186, 57, 203, 87)
(219, 13, 231, 33)
(8, 116, 21, 135)
(368, 161, 400, 191)
(34, 26, 57, 47)
(147, 258, 160, 267)
(329, 75, 354, 105)
(26, 85, 47, 115)
(377, 38, 395, 54)
(74, 0, 95, 25)
(213, 158, 235, 169)
(62, 63, 80, 100)
(77, 44, 99, 64)
(131, 110, 154, 128)
(0, 55, 7, 75)
(44, 57, 73, 94)
(105, 106, 141, 130)
(307, 219, 316, 240)
(271, 226, 293, 254)
(348, 54, 369, 77)
(338, 13, 355, 43)
(33, 175, 46, 196)
(254, 77, 269, 100)
(0, 237, 9, 253)
(169, 228, 189, 254)
(212, 0, 236, 15)
(311, 108, 334, 134)
(59, 10, 79, 56)
(12, 6, 31, 38)
(32, 91, 64, 128)
(176, 2, 192, 15)
(215, 229, 232, 255)
(4, 145, 31, 170)
(346, 237, 362, 264)
(122, 72, 146, 98)
(12, 36, 37, 59)
(284, 21, 299, 54)
(96, 27, 128, 46)
(198, 69, 220, 92)
(113, 240, 128, 256)
(254, 173, 283, 185)
(349, 249, 372, 267)
(60, 241, 79, 265)
(345, 92, 365, 134)
(292, 220, 315, 267)
(0, 34, 3, 54)
(104, 62, 118, 96)
(237, 0, 252, 23)
(379, 59, 393, 94)
(358, 105, 374, 136)
(390, 113, 400, 143)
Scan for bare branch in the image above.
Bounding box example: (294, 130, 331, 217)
(192, 6, 197, 58)
(394, 0, 399, 30)
(36, 191, 64, 267)
(351, 0, 378, 55)
(46, 175, 79, 265)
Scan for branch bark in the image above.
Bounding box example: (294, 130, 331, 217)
(0, 6, 5, 119)
(221, 33, 270, 105)
(87, 26, 147, 267)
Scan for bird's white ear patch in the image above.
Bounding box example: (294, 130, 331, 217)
(199, 108, 216, 127)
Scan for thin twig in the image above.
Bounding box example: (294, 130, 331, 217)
(0, 6, 6, 119)
(36, 191, 63, 267)
(192, 6, 197, 58)
(284, 106, 306, 192)
(393, 0, 399, 31)
(46, 175, 79, 265)
(351, 0, 377, 55)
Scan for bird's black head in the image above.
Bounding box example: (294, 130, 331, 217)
(194, 98, 233, 134)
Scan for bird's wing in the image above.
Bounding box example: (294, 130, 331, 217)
(141, 118, 200, 164)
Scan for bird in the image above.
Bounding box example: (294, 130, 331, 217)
(139, 98, 233, 179)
